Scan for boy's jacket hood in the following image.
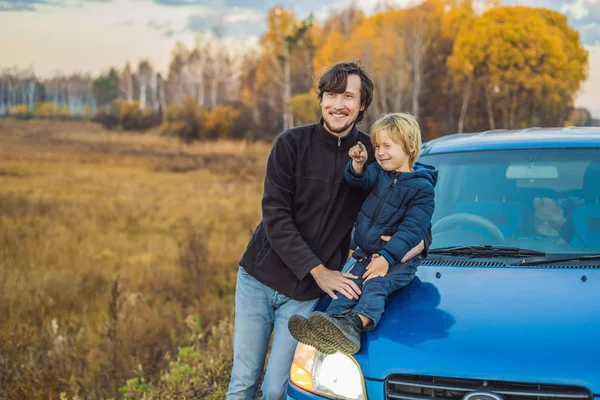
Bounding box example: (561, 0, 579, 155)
(400, 162, 438, 187)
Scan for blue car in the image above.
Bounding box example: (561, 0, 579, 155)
(286, 127, 600, 400)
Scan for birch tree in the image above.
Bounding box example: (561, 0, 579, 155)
(137, 60, 153, 109)
(403, 0, 443, 121)
(120, 62, 134, 102)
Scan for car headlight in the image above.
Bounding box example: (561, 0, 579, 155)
(290, 343, 366, 400)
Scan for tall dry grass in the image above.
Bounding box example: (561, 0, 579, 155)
(0, 119, 270, 399)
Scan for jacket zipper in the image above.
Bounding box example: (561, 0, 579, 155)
(367, 172, 398, 233)
(310, 137, 342, 247)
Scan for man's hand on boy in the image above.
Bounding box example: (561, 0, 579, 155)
(310, 264, 362, 300)
(363, 255, 389, 282)
(349, 141, 368, 172)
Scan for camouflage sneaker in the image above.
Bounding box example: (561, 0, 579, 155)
(288, 314, 337, 355)
(308, 311, 362, 355)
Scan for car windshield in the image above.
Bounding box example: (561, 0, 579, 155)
(421, 149, 600, 255)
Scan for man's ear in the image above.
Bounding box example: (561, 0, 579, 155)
(360, 103, 365, 112)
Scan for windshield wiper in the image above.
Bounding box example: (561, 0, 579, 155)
(518, 254, 600, 266)
(429, 245, 546, 257)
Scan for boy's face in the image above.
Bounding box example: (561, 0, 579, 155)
(375, 130, 415, 173)
(320, 74, 364, 136)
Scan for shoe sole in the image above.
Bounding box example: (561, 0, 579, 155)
(308, 312, 360, 355)
(288, 314, 337, 355)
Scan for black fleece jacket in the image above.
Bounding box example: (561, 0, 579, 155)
(239, 119, 431, 301)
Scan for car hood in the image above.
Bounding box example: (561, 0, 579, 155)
(355, 264, 600, 393)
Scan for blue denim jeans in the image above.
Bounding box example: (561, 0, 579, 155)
(327, 254, 419, 330)
(227, 267, 319, 400)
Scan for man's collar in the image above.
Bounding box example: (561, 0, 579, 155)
(317, 118, 359, 149)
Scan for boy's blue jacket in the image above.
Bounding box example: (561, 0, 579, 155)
(345, 160, 438, 264)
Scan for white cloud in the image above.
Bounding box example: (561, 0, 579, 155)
(561, 0, 589, 19)
(223, 8, 263, 24)
(0, 0, 203, 76)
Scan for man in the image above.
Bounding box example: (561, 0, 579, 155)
(227, 61, 429, 400)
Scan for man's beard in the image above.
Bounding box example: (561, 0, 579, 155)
(324, 116, 357, 134)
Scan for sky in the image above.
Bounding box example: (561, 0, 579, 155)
(0, 0, 598, 116)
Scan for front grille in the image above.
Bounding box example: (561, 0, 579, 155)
(386, 375, 592, 400)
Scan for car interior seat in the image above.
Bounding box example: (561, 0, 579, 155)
(570, 161, 600, 248)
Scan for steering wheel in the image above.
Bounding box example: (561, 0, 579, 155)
(432, 213, 505, 243)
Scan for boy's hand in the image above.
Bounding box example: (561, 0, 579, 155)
(363, 255, 389, 282)
(349, 141, 367, 165)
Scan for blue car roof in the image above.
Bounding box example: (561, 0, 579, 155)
(422, 126, 600, 155)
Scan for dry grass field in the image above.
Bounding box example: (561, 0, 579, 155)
(0, 119, 271, 399)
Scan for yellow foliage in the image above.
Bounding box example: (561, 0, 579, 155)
(441, 0, 475, 43)
(205, 105, 242, 139)
(313, 31, 349, 76)
(448, 4, 588, 127)
(10, 104, 30, 118)
(451, 6, 586, 92)
(349, 11, 406, 79)
(34, 102, 69, 119)
(160, 98, 207, 142)
(114, 99, 160, 131)
(291, 92, 320, 126)
(261, 7, 299, 55)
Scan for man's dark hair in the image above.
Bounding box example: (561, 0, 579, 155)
(317, 61, 374, 124)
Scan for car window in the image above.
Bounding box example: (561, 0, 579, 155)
(421, 149, 600, 254)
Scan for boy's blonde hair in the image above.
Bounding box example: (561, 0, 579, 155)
(371, 113, 422, 168)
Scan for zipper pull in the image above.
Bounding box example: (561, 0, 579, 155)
(338, 137, 341, 147)
(393, 178, 397, 186)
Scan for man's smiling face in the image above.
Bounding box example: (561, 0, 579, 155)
(320, 73, 364, 137)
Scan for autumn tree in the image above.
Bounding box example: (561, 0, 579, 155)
(205, 105, 241, 139)
(313, 31, 349, 77)
(160, 97, 207, 146)
(257, 7, 314, 130)
(449, 5, 587, 130)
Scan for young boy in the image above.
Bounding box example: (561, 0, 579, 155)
(288, 112, 437, 355)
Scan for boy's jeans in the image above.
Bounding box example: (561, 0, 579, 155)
(227, 267, 318, 400)
(327, 253, 419, 330)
